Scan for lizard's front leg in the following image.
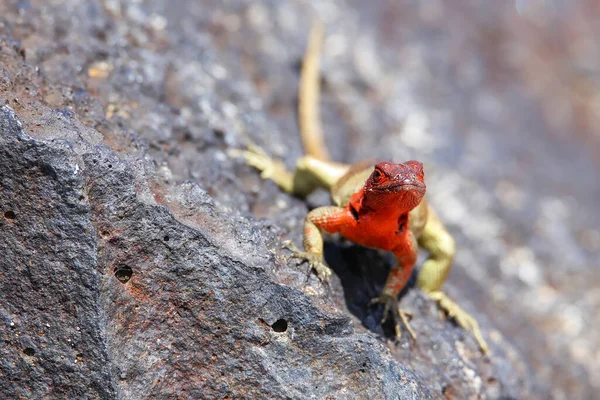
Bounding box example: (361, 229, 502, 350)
(289, 206, 351, 280)
(371, 231, 418, 339)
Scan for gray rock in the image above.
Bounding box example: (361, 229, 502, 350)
(1, 0, 599, 399)
(0, 104, 430, 399)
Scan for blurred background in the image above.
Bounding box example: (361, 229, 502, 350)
(3, 0, 599, 398)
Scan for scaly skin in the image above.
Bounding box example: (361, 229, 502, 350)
(234, 21, 489, 354)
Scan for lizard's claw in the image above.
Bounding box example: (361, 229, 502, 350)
(230, 145, 295, 192)
(283, 240, 332, 281)
(370, 294, 416, 340)
(230, 145, 287, 180)
(428, 291, 489, 354)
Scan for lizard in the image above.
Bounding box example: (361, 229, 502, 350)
(234, 21, 489, 354)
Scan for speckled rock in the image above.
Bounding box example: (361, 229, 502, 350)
(1, 0, 598, 399)
(0, 101, 430, 399)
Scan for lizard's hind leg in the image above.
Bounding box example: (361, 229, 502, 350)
(233, 144, 349, 197)
(417, 207, 490, 354)
(232, 144, 297, 193)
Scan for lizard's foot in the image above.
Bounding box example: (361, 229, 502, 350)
(370, 294, 416, 340)
(230, 144, 295, 193)
(283, 240, 332, 281)
(230, 144, 292, 182)
(428, 291, 489, 354)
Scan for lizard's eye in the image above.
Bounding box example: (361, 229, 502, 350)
(372, 169, 382, 183)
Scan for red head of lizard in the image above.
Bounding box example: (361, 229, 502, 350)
(360, 161, 426, 214)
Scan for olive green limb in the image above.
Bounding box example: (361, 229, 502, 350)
(286, 205, 345, 280)
(294, 155, 349, 190)
(428, 291, 489, 354)
(230, 145, 297, 193)
(416, 206, 455, 292)
(232, 145, 349, 196)
(285, 240, 332, 280)
(417, 206, 489, 354)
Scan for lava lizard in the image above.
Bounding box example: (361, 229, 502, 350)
(234, 21, 489, 354)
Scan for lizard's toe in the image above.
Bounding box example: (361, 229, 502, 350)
(370, 294, 416, 340)
(311, 261, 332, 280)
(285, 244, 332, 282)
(230, 144, 279, 176)
(428, 291, 490, 354)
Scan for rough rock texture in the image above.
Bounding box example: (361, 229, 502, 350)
(0, 107, 428, 399)
(1, 0, 598, 399)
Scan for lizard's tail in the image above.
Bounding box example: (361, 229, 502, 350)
(298, 19, 330, 161)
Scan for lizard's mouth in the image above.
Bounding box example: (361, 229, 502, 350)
(381, 183, 425, 192)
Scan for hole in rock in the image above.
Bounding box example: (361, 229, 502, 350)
(23, 347, 35, 356)
(114, 265, 133, 283)
(271, 319, 288, 333)
(4, 211, 15, 220)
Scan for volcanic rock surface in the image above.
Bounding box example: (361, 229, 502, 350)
(1, 1, 599, 399)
